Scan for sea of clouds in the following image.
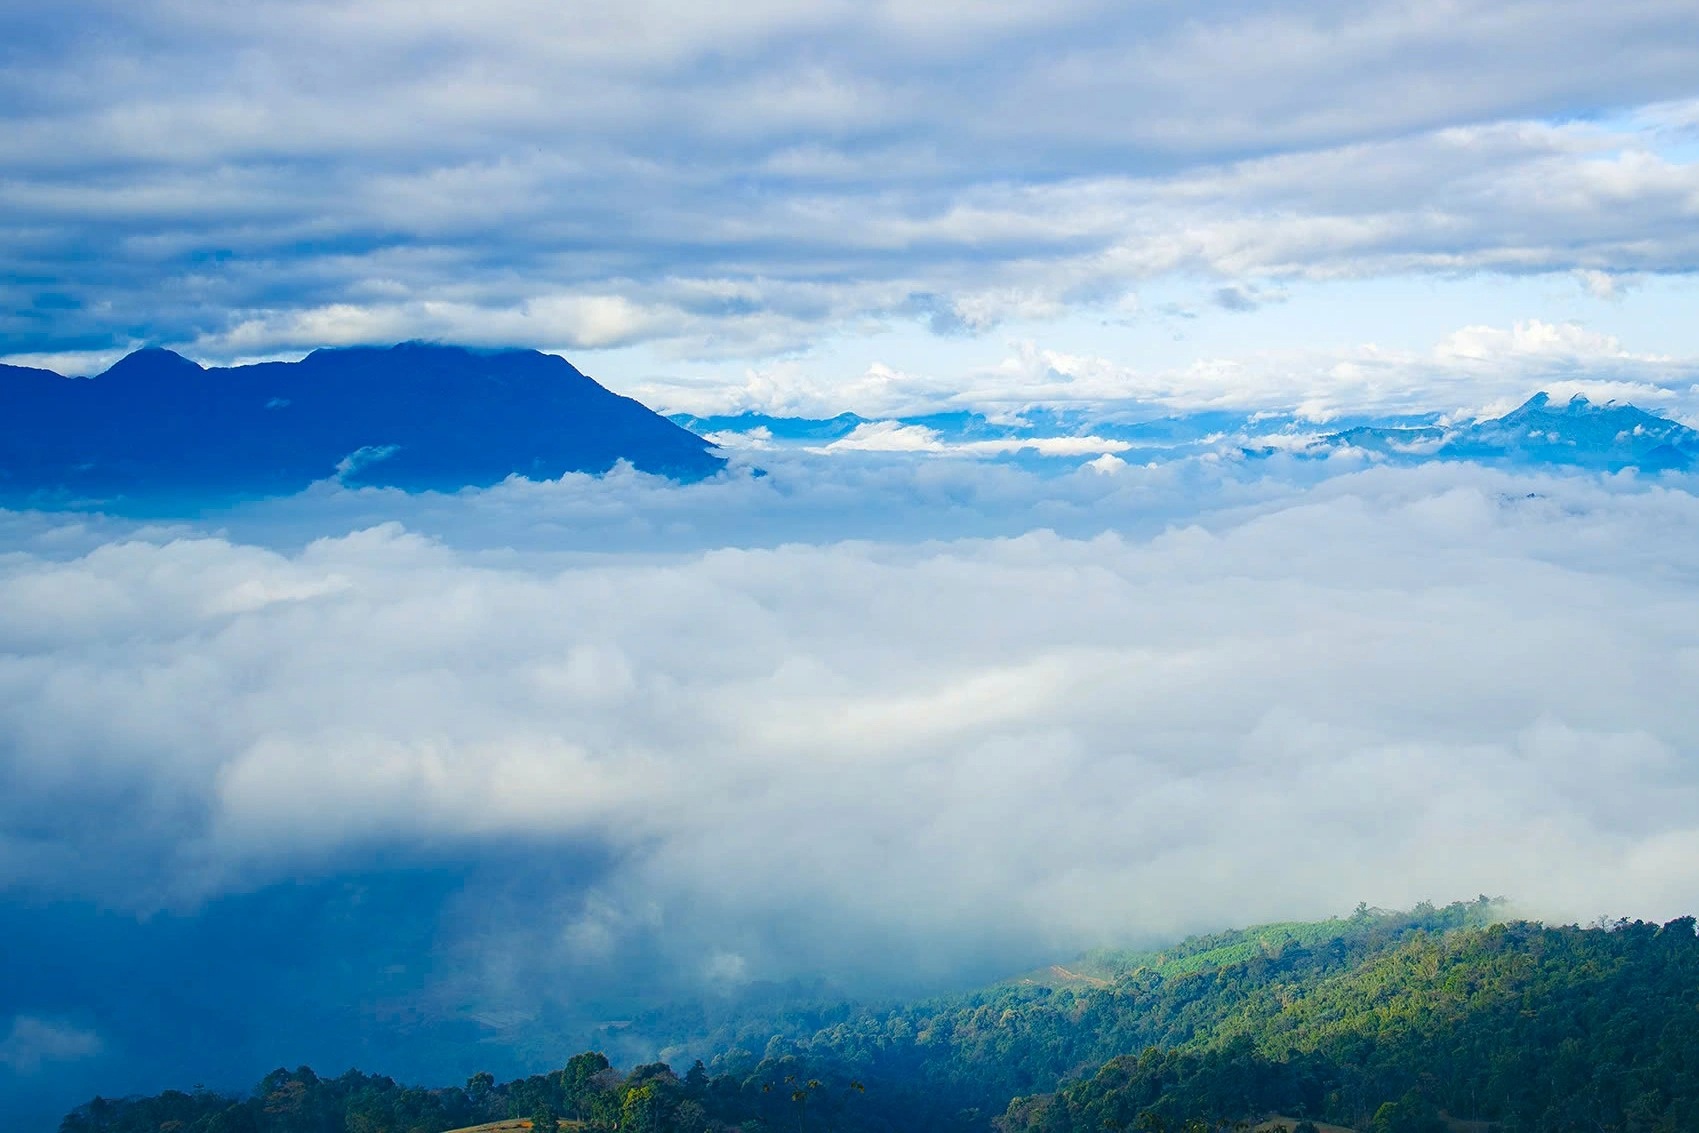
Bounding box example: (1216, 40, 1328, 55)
(5, 441, 1699, 1123)
(10, 454, 1699, 983)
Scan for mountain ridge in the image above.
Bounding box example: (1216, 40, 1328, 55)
(0, 343, 726, 503)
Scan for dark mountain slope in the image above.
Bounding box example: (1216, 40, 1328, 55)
(0, 343, 724, 502)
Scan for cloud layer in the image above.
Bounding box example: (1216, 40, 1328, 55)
(3, 1, 1698, 367)
(6, 463, 1699, 972)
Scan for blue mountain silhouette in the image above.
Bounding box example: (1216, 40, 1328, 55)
(0, 343, 725, 503)
(1320, 392, 1698, 471)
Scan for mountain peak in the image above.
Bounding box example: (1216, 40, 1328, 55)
(98, 347, 204, 380)
(1322, 389, 1698, 471)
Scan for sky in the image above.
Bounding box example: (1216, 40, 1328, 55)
(4, 0, 1699, 417)
(5, 1, 1699, 1128)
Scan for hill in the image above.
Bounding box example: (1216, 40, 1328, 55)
(55, 900, 1699, 1133)
(0, 343, 725, 503)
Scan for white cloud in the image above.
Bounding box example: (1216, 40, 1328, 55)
(625, 318, 1699, 421)
(1086, 453, 1128, 473)
(4, 463, 1699, 994)
(817, 424, 1131, 457)
(823, 421, 948, 452)
(1576, 269, 1632, 301)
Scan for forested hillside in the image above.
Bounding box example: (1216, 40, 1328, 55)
(60, 901, 1699, 1133)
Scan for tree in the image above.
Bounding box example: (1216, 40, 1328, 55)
(1369, 1091, 1445, 1133)
(466, 1073, 496, 1122)
(620, 1083, 666, 1133)
(565, 1052, 613, 1122)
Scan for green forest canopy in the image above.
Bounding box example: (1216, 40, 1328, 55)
(61, 899, 1699, 1133)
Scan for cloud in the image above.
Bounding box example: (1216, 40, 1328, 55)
(1086, 453, 1128, 473)
(1213, 286, 1261, 312)
(4, 454, 1699, 1117)
(0, 1017, 102, 1075)
(816, 421, 1131, 457)
(822, 421, 948, 452)
(626, 318, 1699, 421)
(1575, 269, 1633, 301)
(6, 463, 1699, 957)
(4, 3, 1699, 361)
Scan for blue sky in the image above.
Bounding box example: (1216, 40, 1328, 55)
(6, 3, 1699, 1128)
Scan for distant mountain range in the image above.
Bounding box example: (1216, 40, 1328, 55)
(0, 343, 725, 503)
(1312, 392, 1699, 471)
(5, 347, 1691, 509)
(678, 393, 1699, 473)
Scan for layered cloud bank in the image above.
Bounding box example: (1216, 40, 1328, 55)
(4, 1, 1699, 370)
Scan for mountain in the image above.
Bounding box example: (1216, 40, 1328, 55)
(57, 900, 1699, 1133)
(1317, 392, 1699, 471)
(0, 343, 725, 503)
